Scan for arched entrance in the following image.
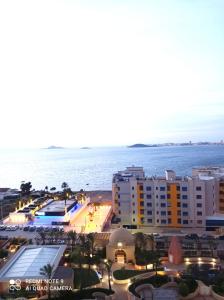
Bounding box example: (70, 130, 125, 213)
(115, 249, 127, 264)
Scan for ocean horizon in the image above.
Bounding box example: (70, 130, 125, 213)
(0, 145, 224, 191)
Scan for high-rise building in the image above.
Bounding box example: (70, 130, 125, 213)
(112, 166, 224, 230)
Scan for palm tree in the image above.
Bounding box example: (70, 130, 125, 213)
(67, 230, 77, 252)
(147, 234, 155, 251)
(39, 231, 46, 245)
(87, 232, 96, 256)
(208, 239, 216, 257)
(61, 182, 69, 207)
(135, 232, 147, 251)
(152, 252, 161, 276)
(45, 186, 49, 193)
(40, 264, 54, 299)
(50, 187, 56, 192)
(104, 259, 113, 291)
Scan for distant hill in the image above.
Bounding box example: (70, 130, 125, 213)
(45, 145, 64, 149)
(80, 147, 91, 149)
(128, 143, 157, 148)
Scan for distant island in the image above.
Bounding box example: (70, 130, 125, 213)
(128, 141, 224, 148)
(45, 145, 64, 149)
(128, 143, 158, 148)
(80, 147, 91, 149)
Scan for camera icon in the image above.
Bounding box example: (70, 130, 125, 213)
(9, 279, 21, 291)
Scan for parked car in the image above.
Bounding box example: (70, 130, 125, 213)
(5, 226, 12, 231)
(10, 226, 18, 231)
(29, 226, 36, 232)
(23, 226, 29, 231)
(36, 226, 43, 232)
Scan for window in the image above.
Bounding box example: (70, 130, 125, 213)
(161, 211, 166, 216)
(161, 203, 166, 207)
(117, 187, 120, 191)
(118, 202, 120, 206)
(177, 194, 180, 199)
(132, 194, 135, 198)
(156, 186, 158, 190)
(168, 218, 171, 224)
(196, 195, 202, 199)
(147, 219, 152, 223)
(183, 220, 188, 225)
(196, 186, 202, 191)
(160, 195, 166, 200)
(132, 186, 134, 190)
(182, 187, 188, 191)
(140, 209, 144, 214)
(197, 220, 202, 224)
(132, 202, 135, 206)
(177, 186, 180, 191)
(147, 202, 152, 207)
(177, 210, 181, 216)
(182, 212, 188, 216)
(140, 193, 144, 199)
(133, 218, 135, 222)
(140, 201, 144, 207)
(161, 219, 166, 224)
(118, 210, 121, 214)
(147, 210, 152, 215)
(177, 202, 181, 207)
(197, 203, 202, 208)
(118, 194, 120, 199)
(141, 217, 144, 223)
(178, 218, 181, 224)
(146, 186, 151, 191)
(167, 185, 170, 191)
(182, 195, 188, 200)
(133, 210, 135, 214)
(147, 194, 152, 199)
(160, 187, 166, 191)
(139, 185, 143, 191)
(167, 194, 171, 199)
(197, 211, 202, 216)
(182, 203, 188, 208)
(168, 211, 171, 215)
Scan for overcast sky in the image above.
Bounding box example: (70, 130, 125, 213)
(0, 0, 223, 148)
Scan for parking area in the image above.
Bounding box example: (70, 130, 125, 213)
(0, 225, 64, 240)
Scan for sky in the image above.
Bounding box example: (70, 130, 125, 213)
(0, 0, 224, 148)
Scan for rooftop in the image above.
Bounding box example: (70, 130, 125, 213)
(0, 245, 66, 280)
(37, 199, 76, 213)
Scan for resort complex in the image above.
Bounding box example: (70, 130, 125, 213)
(1, 167, 224, 299)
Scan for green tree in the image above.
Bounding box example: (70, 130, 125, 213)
(39, 264, 54, 300)
(104, 259, 113, 291)
(67, 230, 77, 252)
(0, 248, 8, 259)
(178, 282, 190, 297)
(39, 231, 46, 245)
(61, 182, 71, 207)
(135, 232, 147, 251)
(20, 181, 32, 196)
(152, 252, 161, 275)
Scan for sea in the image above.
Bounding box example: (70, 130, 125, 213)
(0, 145, 224, 191)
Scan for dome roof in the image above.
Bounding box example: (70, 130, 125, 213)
(109, 227, 134, 246)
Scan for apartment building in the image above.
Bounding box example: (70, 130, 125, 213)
(112, 166, 224, 229)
